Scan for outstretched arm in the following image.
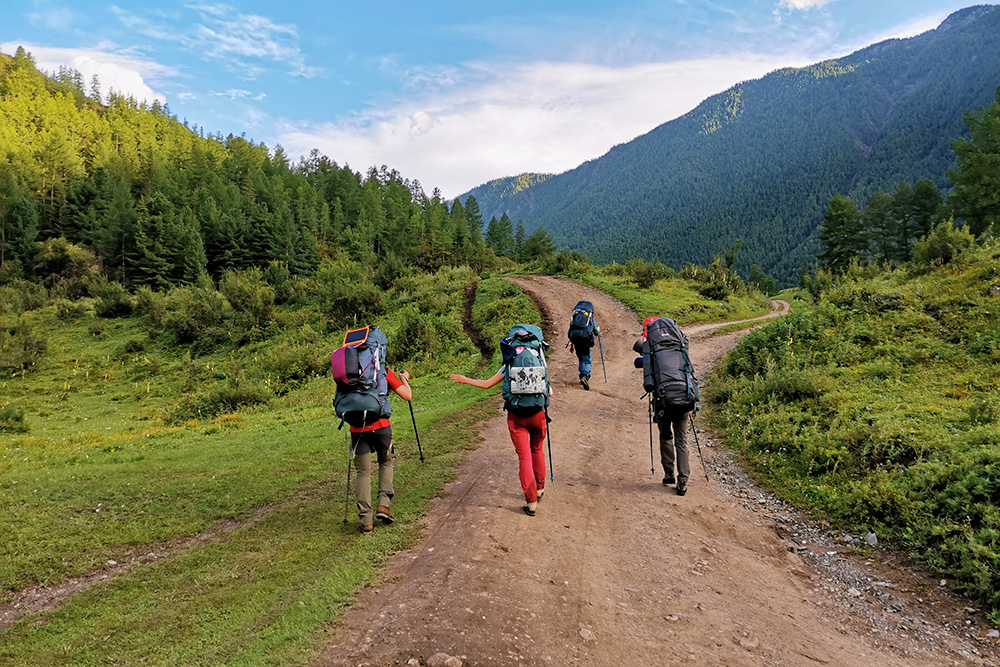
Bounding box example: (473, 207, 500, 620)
(450, 371, 503, 389)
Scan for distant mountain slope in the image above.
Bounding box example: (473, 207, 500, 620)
(460, 5, 1000, 284)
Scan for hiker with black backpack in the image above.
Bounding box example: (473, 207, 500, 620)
(451, 324, 551, 516)
(567, 300, 602, 390)
(633, 316, 699, 496)
(331, 326, 413, 534)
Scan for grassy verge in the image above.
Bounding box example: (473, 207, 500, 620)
(576, 271, 771, 326)
(709, 244, 1000, 622)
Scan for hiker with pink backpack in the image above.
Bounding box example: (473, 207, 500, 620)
(331, 326, 413, 534)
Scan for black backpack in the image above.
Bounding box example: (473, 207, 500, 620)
(568, 300, 596, 346)
(641, 317, 699, 409)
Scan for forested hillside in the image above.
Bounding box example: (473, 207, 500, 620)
(461, 5, 1000, 286)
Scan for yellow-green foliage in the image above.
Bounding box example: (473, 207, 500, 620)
(580, 264, 771, 325)
(713, 240, 1000, 615)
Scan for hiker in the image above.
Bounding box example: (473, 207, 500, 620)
(450, 324, 551, 516)
(567, 300, 601, 390)
(332, 326, 413, 534)
(633, 316, 699, 496)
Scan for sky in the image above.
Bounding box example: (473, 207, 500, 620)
(2, 0, 993, 199)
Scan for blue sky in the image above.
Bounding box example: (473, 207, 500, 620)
(3, 1, 992, 198)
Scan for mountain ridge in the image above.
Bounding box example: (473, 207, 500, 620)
(460, 5, 1000, 284)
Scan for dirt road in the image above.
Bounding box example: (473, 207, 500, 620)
(316, 276, 995, 667)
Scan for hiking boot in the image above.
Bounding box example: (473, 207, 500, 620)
(523, 501, 538, 516)
(662, 475, 675, 486)
(361, 523, 374, 534)
(676, 478, 688, 496)
(580, 374, 590, 391)
(376, 505, 395, 524)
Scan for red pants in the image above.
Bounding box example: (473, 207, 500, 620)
(507, 410, 547, 503)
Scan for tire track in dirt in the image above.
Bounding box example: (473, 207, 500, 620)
(316, 276, 993, 667)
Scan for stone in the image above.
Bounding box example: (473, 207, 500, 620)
(427, 653, 463, 667)
(739, 637, 760, 650)
(987, 629, 1000, 639)
(579, 628, 595, 641)
(865, 532, 878, 547)
(847, 587, 862, 597)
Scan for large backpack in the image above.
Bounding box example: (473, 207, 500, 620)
(331, 326, 392, 427)
(500, 324, 550, 411)
(568, 300, 596, 346)
(641, 317, 699, 409)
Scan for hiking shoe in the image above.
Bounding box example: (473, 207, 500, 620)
(662, 476, 675, 486)
(376, 505, 395, 524)
(676, 478, 688, 496)
(537, 488, 545, 502)
(523, 501, 538, 516)
(361, 523, 374, 534)
(580, 375, 590, 391)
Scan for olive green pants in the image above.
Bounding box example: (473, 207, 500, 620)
(352, 426, 394, 527)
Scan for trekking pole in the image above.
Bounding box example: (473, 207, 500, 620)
(408, 401, 424, 462)
(688, 412, 710, 481)
(544, 407, 554, 481)
(401, 369, 424, 462)
(343, 431, 353, 523)
(648, 395, 655, 476)
(597, 332, 607, 383)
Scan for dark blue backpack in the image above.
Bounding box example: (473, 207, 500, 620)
(568, 300, 595, 345)
(500, 324, 550, 411)
(331, 326, 392, 427)
(641, 317, 698, 409)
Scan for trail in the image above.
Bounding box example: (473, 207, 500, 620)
(316, 276, 996, 667)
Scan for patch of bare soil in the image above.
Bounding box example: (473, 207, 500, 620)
(315, 276, 1000, 667)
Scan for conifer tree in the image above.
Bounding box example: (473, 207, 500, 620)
(817, 194, 864, 271)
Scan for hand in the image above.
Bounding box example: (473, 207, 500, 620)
(569, 343, 574, 353)
(400, 369, 411, 382)
(449, 374, 466, 384)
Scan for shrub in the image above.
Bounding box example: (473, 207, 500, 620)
(0, 403, 28, 433)
(0, 280, 48, 315)
(90, 275, 134, 317)
(313, 260, 383, 327)
(54, 299, 88, 320)
(912, 220, 975, 269)
(0, 318, 47, 373)
(161, 285, 230, 350)
(220, 268, 275, 334)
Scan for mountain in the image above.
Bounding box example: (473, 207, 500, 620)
(460, 5, 1000, 285)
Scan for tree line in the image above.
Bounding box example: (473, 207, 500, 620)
(0, 47, 555, 295)
(815, 88, 1000, 272)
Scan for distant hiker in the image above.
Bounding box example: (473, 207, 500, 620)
(568, 300, 601, 390)
(633, 317, 699, 496)
(451, 324, 551, 516)
(331, 326, 413, 534)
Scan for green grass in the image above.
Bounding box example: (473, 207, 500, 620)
(710, 242, 1000, 618)
(576, 270, 771, 326)
(0, 265, 539, 664)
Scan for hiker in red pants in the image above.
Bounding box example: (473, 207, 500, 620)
(451, 324, 552, 516)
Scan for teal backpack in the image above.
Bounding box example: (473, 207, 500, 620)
(500, 324, 550, 411)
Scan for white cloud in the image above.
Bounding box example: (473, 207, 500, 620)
(112, 4, 319, 80)
(279, 56, 801, 198)
(26, 6, 78, 31)
(13, 42, 173, 105)
(777, 0, 838, 10)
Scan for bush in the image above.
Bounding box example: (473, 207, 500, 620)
(54, 299, 88, 320)
(314, 260, 383, 327)
(0, 403, 28, 433)
(0, 318, 47, 373)
(90, 275, 134, 317)
(160, 285, 230, 350)
(0, 280, 48, 315)
(912, 220, 975, 269)
(219, 268, 275, 332)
